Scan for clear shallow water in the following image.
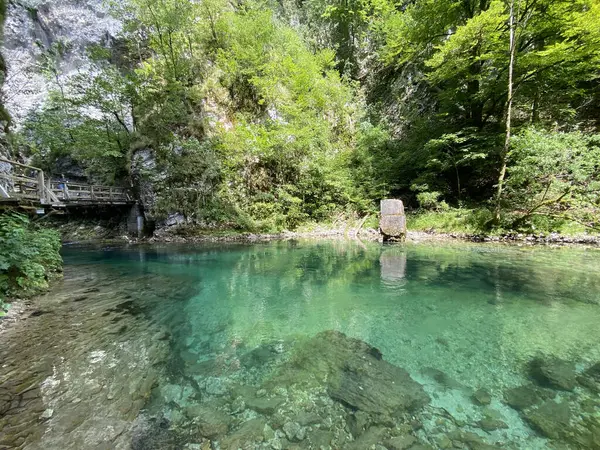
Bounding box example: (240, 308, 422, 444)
(1, 240, 600, 449)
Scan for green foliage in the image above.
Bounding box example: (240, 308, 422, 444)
(152, 137, 226, 223)
(371, 0, 600, 216)
(415, 191, 449, 211)
(22, 63, 133, 183)
(407, 208, 494, 234)
(0, 214, 62, 314)
(12, 0, 600, 234)
(504, 128, 600, 231)
(123, 1, 365, 231)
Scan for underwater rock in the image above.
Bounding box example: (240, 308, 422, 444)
(584, 362, 600, 380)
(472, 388, 492, 405)
(160, 384, 195, 407)
(131, 415, 179, 450)
(348, 410, 370, 437)
(345, 426, 388, 450)
(447, 430, 500, 450)
(577, 362, 600, 393)
(188, 359, 223, 377)
(522, 398, 600, 448)
(263, 423, 275, 441)
(328, 356, 428, 416)
(220, 418, 266, 448)
(271, 331, 429, 417)
(283, 421, 306, 442)
(503, 384, 553, 411)
(294, 411, 322, 427)
(529, 357, 577, 391)
(307, 429, 334, 448)
(230, 396, 246, 414)
(203, 376, 228, 396)
(574, 416, 600, 449)
(577, 375, 600, 393)
(312, 331, 429, 415)
(184, 405, 230, 438)
(421, 367, 468, 392)
(478, 418, 508, 432)
(385, 434, 416, 450)
(241, 344, 280, 368)
(434, 435, 453, 449)
(523, 400, 571, 440)
(245, 395, 285, 415)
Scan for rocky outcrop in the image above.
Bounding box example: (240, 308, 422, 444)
(0, 0, 10, 153)
(2, 0, 122, 126)
(130, 147, 158, 220)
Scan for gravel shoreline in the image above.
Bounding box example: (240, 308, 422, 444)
(52, 218, 600, 247)
(144, 226, 600, 247)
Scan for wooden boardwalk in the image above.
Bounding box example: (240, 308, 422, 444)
(0, 158, 133, 208)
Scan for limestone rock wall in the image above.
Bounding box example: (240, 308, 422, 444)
(2, 0, 122, 127)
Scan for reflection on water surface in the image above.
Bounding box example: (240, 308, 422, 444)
(1, 241, 600, 449)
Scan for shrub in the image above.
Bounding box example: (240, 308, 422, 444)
(505, 128, 600, 231)
(416, 191, 449, 211)
(0, 213, 62, 314)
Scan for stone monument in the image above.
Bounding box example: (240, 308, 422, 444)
(380, 199, 406, 241)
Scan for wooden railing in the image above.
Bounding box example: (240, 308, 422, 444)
(0, 158, 132, 205)
(48, 182, 131, 203)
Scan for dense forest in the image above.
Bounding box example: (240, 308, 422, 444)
(5, 0, 600, 233)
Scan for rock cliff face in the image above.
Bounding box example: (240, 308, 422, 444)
(2, 0, 122, 127)
(0, 0, 9, 156)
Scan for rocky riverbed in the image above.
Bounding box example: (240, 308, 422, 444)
(128, 328, 600, 450)
(2, 242, 600, 449)
(0, 262, 194, 449)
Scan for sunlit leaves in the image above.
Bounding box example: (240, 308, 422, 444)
(0, 214, 62, 309)
(505, 128, 600, 229)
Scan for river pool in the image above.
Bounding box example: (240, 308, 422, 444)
(1, 240, 600, 449)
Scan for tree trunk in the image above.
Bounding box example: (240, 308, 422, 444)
(494, 0, 517, 223)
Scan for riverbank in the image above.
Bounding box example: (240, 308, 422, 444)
(53, 218, 600, 247)
(150, 226, 600, 246)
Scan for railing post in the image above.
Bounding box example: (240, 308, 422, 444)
(37, 170, 45, 203)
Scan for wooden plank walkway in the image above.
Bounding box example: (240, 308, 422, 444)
(0, 158, 133, 207)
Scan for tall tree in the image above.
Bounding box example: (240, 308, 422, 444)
(494, 0, 517, 222)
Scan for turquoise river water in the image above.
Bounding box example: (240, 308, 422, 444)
(1, 240, 600, 449)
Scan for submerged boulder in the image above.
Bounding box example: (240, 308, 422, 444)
(578, 362, 600, 393)
(510, 385, 600, 448)
(271, 330, 429, 416)
(183, 404, 230, 438)
(504, 384, 554, 411)
(219, 418, 267, 449)
(241, 343, 281, 369)
(245, 395, 284, 415)
(472, 388, 492, 406)
(523, 400, 571, 440)
(529, 357, 577, 391)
